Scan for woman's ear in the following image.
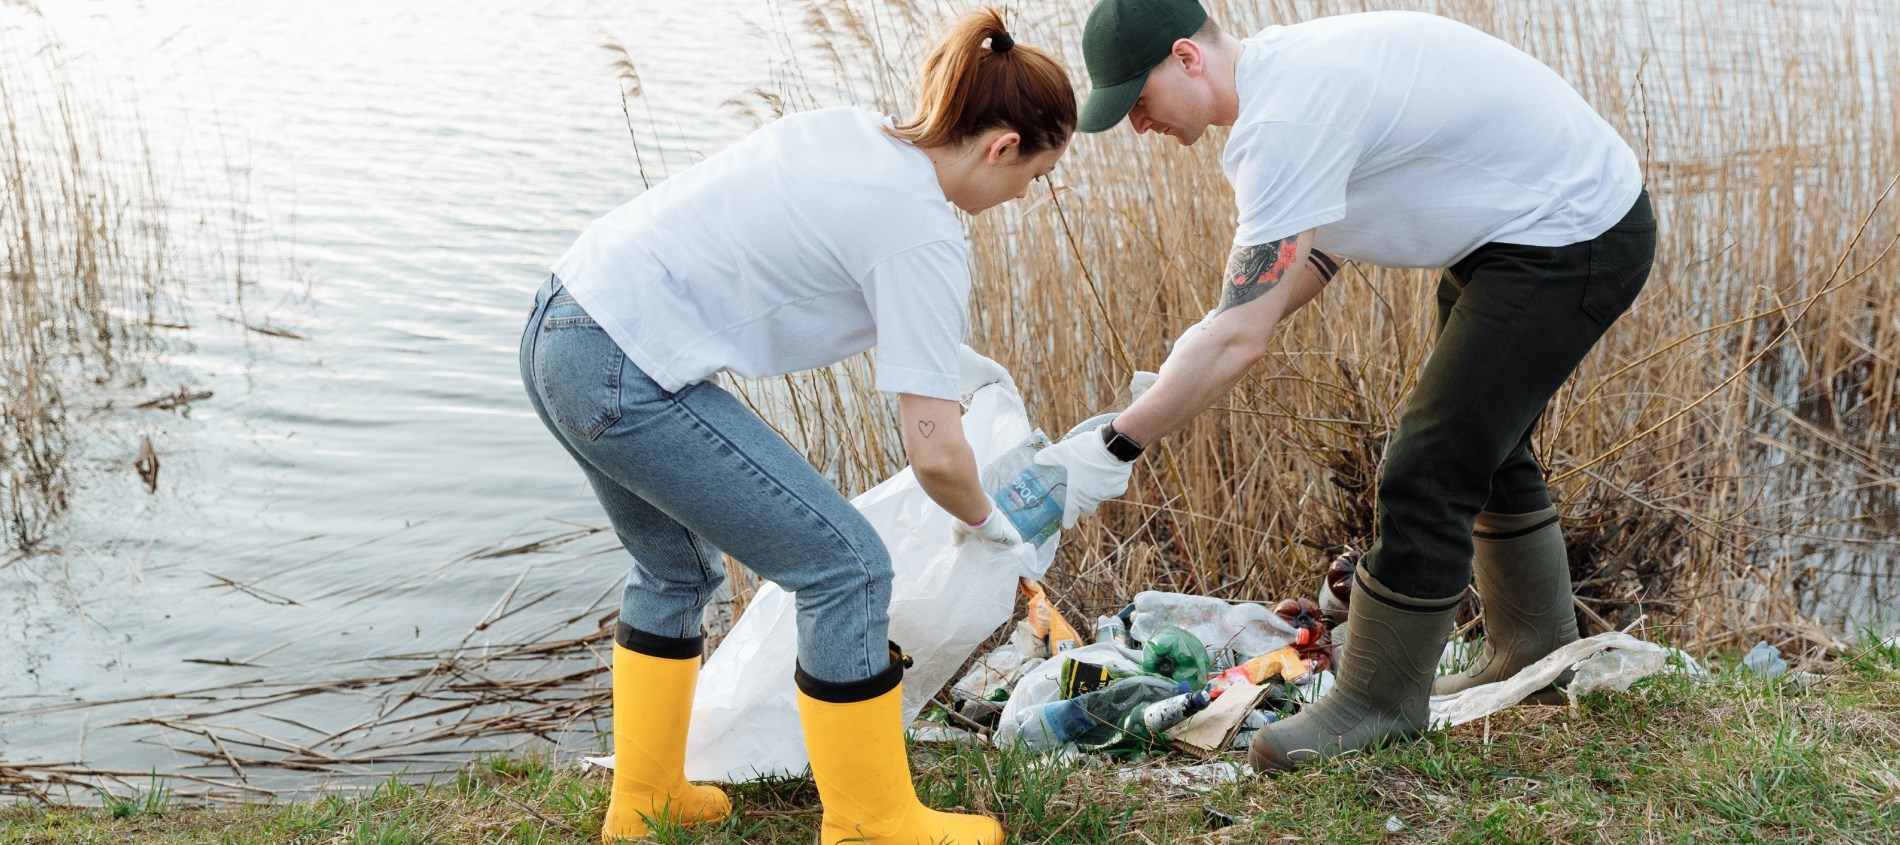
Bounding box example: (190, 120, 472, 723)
(985, 130, 1023, 165)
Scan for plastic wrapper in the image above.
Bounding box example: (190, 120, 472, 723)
(1127, 591, 1299, 660)
(951, 643, 1034, 703)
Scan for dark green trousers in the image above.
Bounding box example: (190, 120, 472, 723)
(1363, 190, 1657, 601)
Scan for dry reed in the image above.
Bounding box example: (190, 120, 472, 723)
(1, 8, 176, 549)
(738, 0, 1900, 652)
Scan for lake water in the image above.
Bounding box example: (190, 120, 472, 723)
(1, 0, 1894, 798)
(1, 0, 794, 795)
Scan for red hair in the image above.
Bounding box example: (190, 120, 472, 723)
(889, 8, 1076, 154)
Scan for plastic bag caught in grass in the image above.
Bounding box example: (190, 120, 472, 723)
(676, 347, 1048, 782)
(1742, 640, 1791, 679)
(1427, 631, 1667, 727)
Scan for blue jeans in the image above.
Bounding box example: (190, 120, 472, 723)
(519, 275, 893, 684)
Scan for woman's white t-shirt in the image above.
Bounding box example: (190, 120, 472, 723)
(1225, 11, 1643, 268)
(552, 107, 970, 400)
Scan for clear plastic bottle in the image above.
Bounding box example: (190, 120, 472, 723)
(977, 371, 1157, 548)
(1127, 591, 1301, 660)
(1009, 697, 1097, 752)
(1010, 675, 1181, 751)
(979, 430, 1063, 547)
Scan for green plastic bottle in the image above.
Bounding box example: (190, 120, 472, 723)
(1140, 626, 1212, 691)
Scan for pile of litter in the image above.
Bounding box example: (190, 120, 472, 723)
(952, 581, 1336, 758)
(941, 572, 1672, 762)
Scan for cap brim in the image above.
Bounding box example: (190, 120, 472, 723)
(1078, 71, 1148, 133)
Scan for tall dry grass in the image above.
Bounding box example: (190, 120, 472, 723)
(1, 10, 174, 550)
(713, 0, 1900, 653)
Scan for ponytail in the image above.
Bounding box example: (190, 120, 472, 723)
(889, 8, 1076, 155)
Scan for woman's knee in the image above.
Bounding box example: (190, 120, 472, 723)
(830, 527, 894, 602)
(759, 516, 892, 601)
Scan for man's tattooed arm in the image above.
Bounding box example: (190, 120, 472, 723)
(1307, 249, 1341, 285)
(1214, 236, 1343, 317)
(1216, 236, 1302, 316)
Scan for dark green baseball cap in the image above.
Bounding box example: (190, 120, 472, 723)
(1078, 0, 1209, 133)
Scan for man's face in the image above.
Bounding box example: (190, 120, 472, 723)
(1125, 42, 1215, 145)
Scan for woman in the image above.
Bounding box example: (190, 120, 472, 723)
(519, 10, 1072, 844)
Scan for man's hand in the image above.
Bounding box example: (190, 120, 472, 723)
(952, 505, 1027, 551)
(1032, 426, 1134, 528)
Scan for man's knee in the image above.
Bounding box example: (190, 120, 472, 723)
(1381, 427, 1513, 524)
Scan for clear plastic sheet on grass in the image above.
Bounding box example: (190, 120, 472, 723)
(1428, 631, 1667, 727)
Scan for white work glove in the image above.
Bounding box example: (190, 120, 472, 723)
(1032, 425, 1134, 528)
(953, 505, 1026, 552)
(956, 345, 1016, 403)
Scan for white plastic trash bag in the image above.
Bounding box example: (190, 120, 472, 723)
(678, 348, 1050, 782)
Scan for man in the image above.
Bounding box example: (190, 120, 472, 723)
(1031, 0, 1656, 771)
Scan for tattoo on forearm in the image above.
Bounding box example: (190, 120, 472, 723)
(1307, 249, 1340, 285)
(917, 420, 936, 438)
(1217, 236, 1299, 314)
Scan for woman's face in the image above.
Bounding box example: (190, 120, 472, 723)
(955, 133, 1067, 214)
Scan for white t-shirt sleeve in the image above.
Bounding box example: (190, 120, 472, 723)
(860, 239, 971, 401)
(1226, 121, 1356, 246)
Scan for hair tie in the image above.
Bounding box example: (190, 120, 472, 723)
(990, 32, 1014, 53)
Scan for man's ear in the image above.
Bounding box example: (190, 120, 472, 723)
(1175, 38, 1203, 75)
(986, 131, 1023, 164)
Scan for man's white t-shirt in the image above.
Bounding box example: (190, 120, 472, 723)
(1225, 11, 1643, 268)
(551, 107, 970, 400)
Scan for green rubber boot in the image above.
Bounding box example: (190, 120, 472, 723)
(1432, 508, 1580, 702)
(1248, 570, 1456, 772)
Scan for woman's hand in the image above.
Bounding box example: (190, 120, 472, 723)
(952, 505, 1025, 551)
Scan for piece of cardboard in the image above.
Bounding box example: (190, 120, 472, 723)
(1169, 681, 1270, 755)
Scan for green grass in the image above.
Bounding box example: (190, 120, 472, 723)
(4, 651, 1896, 844)
(98, 775, 173, 820)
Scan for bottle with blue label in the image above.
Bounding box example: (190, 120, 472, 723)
(979, 411, 1122, 547)
(977, 372, 1157, 547)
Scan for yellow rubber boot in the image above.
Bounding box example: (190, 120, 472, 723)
(600, 625, 730, 843)
(796, 648, 1005, 845)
